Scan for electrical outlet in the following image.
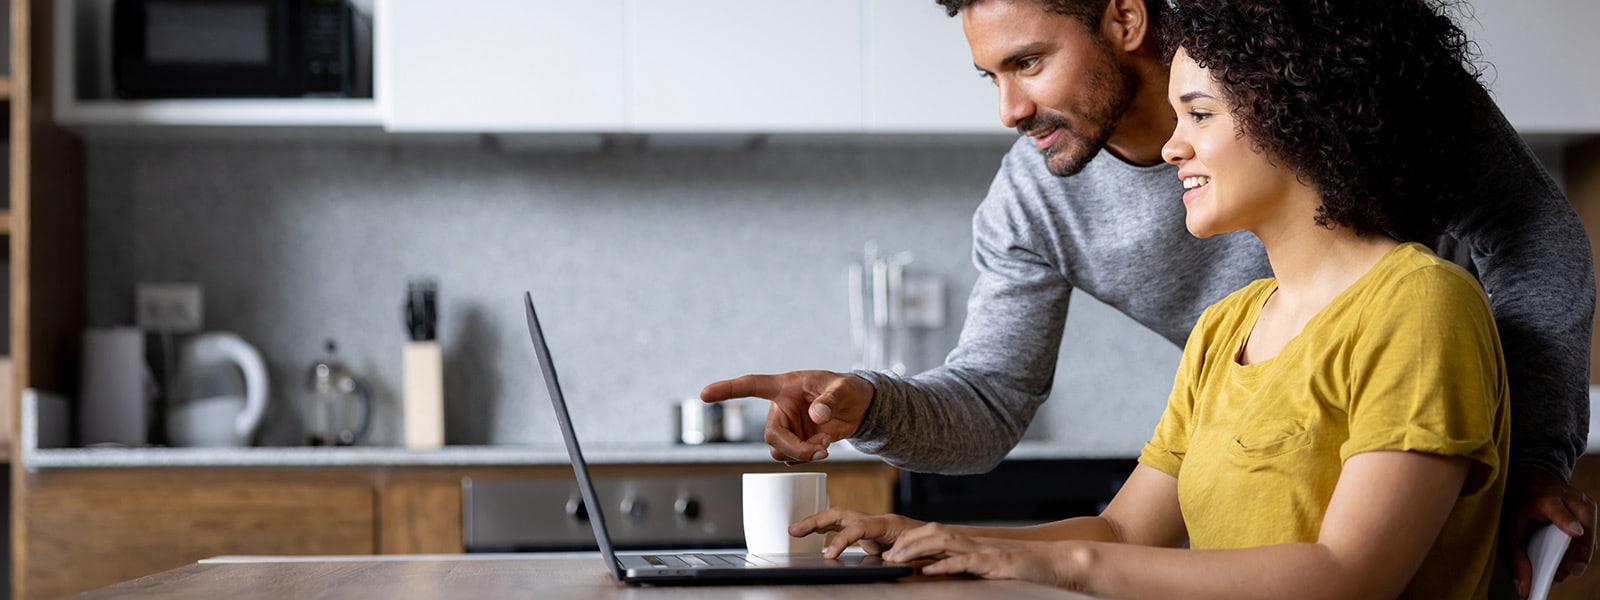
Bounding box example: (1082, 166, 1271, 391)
(136, 283, 204, 332)
(900, 276, 946, 328)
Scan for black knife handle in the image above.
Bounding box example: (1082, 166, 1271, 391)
(405, 279, 438, 341)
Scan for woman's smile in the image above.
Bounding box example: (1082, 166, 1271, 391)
(1181, 174, 1211, 205)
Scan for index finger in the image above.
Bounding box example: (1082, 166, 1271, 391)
(701, 374, 784, 403)
(790, 507, 852, 537)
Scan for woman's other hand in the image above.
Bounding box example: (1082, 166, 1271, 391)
(886, 522, 1075, 587)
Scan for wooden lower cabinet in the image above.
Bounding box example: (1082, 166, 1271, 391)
(20, 469, 376, 599)
(14, 461, 900, 599)
(378, 479, 463, 555)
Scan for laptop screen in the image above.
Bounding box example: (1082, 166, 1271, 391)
(524, 292, 624, 579)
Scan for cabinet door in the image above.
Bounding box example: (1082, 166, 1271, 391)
(24, 477, 374, 599)
(629, 0, 862, 132)
(864, 2, 1009, 134)
(1464, 1, 1600, 133)
(378, 0, 627, 132)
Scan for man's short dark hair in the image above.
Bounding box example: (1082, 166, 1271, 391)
(934, 0, 1166, 33)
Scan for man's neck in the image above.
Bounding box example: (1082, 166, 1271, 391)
(1103, 57, 1177, 167)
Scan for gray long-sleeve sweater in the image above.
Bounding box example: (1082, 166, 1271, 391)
(850, 98, 1594, 481)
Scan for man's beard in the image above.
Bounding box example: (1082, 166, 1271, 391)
(1020, 54, 1138, 177)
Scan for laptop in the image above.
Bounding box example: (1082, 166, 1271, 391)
(522, 292, 916, 584)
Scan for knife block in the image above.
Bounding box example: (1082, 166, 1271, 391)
(402, 340, 444, 449)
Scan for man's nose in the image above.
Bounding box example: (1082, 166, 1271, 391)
(997, 80, 1034, 130)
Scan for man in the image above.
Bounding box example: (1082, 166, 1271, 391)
(700, 0, 1596, 594)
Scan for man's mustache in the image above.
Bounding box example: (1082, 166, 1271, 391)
(1017, 114, 1072, 139)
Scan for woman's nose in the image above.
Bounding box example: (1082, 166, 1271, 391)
(1161, 133, 1191, 165)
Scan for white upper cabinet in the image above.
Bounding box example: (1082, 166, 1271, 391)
(863, 2, 1007, 134)
(377, 0, 627, 132)
(1463, 1, 1600, 133)
(628, 0, 863, 132)
(53, 0, 1600, 135)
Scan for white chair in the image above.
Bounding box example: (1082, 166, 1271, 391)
(1528, 523, 1574, 600)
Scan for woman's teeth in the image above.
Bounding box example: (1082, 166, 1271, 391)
(1183, 176, 1211, 190)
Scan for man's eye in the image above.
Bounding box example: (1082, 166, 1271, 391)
(1017, 57, 1038, 71)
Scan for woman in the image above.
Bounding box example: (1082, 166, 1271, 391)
(792, 1, 1509, 597)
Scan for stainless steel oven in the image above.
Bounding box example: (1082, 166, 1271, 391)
(462, 475, 746, 552)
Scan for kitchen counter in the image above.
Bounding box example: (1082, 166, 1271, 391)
(21, 438, 1111, 470)
(24, 387, 1600, 470)
(67, 554, 1095, 600)
(16, 383, 1121, 469)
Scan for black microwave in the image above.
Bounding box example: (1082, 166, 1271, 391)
(113, 0, 354, 98)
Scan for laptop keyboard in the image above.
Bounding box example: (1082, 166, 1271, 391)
(689, 554, 754, 567)
(643, 553, 762, 568)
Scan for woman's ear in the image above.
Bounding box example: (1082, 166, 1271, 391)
(1102, 0, 1150, 53)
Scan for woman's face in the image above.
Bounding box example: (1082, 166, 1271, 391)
(1161, 48, 1303, 239)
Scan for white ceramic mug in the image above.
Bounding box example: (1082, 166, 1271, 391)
(742, 472, 828, 554)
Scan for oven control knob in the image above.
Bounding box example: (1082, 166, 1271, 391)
(565, 497, 589, 522)
(621, 497, 649, 520)
(675, 497, 702, 520)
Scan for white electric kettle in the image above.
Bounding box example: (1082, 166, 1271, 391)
(166, 332, 269, 447)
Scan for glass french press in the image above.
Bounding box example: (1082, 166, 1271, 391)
(305, 339, 374, 446)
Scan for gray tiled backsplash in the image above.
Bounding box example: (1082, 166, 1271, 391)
(85, 137, 1182, 453)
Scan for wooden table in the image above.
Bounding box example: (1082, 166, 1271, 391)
(65, 554, 1097, 599)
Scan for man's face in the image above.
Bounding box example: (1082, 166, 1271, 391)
(962, 0, 1137, 177)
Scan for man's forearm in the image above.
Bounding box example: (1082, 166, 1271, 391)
(848, 366, 1046, 474)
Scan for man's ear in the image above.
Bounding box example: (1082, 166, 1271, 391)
(1101, 0, 1150, 53)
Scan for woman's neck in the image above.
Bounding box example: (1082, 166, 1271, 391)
(1258, 219, 1400, 312)
(1236, 213, 1400, 365)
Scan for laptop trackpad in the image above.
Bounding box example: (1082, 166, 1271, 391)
(747, 553, 895, 567)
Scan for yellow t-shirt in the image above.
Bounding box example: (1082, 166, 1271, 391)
(1138, 242, 1509, 599)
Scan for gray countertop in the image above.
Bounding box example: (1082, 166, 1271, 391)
(22, 387, 1600, 470)
(19, 439, 1114, 470)
(16, 387, 1130, 470)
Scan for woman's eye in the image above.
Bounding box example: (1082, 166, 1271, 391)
(1189, 111, 1211, 123)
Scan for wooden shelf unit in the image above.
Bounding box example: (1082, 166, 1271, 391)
(11, 0, 89, 599)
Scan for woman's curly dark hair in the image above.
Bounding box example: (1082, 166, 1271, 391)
(1161, 0, 1484, 241)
